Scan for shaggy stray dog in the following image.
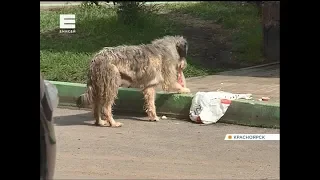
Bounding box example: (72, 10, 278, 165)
(77, 35, 190, 127)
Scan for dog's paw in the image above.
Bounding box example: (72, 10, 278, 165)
(110, 121, 123, 127)
(95, 120, 109, 127)
(148, 116, 160, 122)
(178, 88, 191, 94)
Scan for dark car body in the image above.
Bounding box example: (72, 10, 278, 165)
(40, 74, 57, 180)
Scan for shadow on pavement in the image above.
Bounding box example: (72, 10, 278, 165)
(53, 111, 92, 126)
(54, 110, 159, 126)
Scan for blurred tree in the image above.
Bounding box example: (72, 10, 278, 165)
(262, 1, 280, 62)
(83, 1, 148, 25)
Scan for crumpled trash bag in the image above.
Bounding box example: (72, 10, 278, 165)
(189, 91, 252, 125)
(44, 80, 59, 109)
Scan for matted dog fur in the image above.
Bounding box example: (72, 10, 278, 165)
(77, 35, 190, 127)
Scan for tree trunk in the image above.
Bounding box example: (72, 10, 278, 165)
(262, 1, 280, 62)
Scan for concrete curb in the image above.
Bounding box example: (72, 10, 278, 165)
(51, 81, 280, 128)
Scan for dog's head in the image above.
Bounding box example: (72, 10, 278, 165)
(175, 36, 188, 59)
(76, 94, 85, 108)
(152, 35, 188, 58)
(76, 93, 92, 108)
(151, 35, 188, 69)
(175, 36, 188, 70)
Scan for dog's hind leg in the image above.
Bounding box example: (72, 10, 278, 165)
(102, 63, 123, 127)
(93, 102, 108, 126)
(143, 86, 159, 121)
(103, 100, 123, 127)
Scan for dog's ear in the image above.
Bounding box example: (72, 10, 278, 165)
(176, 38, 188, 58)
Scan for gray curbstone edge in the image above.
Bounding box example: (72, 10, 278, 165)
(50, 81, 280, 128)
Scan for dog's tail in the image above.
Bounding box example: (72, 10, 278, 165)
(76, 68, 94, 108)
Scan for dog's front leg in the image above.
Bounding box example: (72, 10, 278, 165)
(143, 86, 159, 121)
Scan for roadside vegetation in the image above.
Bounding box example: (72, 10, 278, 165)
(40, 2, 262, 83)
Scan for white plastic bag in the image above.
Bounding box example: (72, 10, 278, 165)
(189, 91, 252, 125)
(44, 80, 59, 109)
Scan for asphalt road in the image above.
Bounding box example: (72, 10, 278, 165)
(53, 108, 279, 179)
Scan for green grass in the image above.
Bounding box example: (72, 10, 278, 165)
(40, 2, 263, 83)
(164, 2, 263, 63)
(40, 5, 213, 83)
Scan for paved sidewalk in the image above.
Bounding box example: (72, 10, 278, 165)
(186, 63, 280, 103)
(53, 108, 279, 179)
